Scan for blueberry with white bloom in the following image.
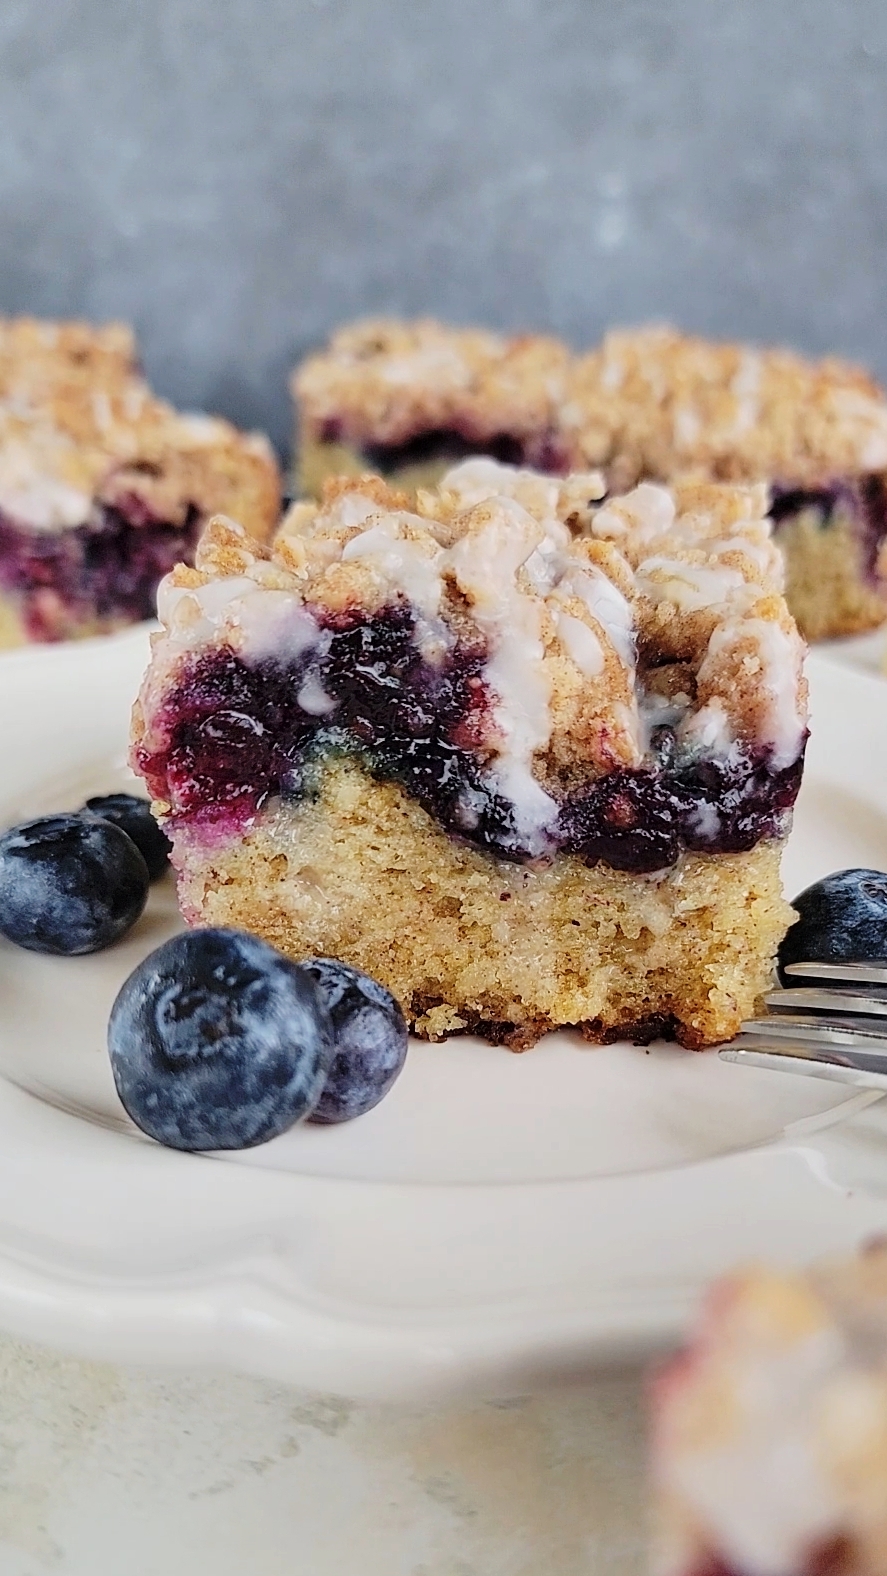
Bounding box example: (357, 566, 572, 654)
(302, 957, 408, 1123)
(82, 793, 171, 881)
(108, 929, 334, 1150)
(779, 868, 887, 984)
(0, 814, 149, 955)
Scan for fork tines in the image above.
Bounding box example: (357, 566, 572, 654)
(719, 957, 887, 1088)
(783, 960, 887, 986)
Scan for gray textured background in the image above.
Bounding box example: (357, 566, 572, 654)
(2, 0, 886, 455)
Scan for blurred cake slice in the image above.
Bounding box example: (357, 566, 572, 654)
(294, 317, 887, 640)
(131, 457, 806, 1049)
(561, 327, 887, 641)
(0, 317, 280, 646)
(292, 316, 571, 498)
(652, 1247, 887, 1576)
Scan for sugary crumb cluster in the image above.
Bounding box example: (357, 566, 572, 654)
(140, 458, 807, 848)
(0, 316, 280, 536)
(293, 316, 571, 457)
(652, 1246, 887, 1576)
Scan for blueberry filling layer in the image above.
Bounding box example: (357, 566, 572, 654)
(137, 604, 804, 872)
(770, 476, 887, 583)
(0, 502, 203, 640)
(318, 419, 569, 477)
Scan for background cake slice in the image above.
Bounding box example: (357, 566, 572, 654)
(560, 326, 887, 641)
(293, 317, 887, 640)
(651, 1246, 887, 1576)
(132, 458, 806, 1050)
(0, 316, 281, 646)
(292, 316, 571, 499)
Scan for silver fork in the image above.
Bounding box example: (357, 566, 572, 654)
(719, 961, 887, 1090)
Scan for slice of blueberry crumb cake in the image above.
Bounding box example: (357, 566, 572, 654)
(0, 316, 280, 646)
(652, 1245, 887, 1576)
(131, 457, 806, 1050)
(293, 316, 572, 499)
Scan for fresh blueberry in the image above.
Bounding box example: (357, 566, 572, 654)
(778, 869, 887, 983)
(108, 928, 335, 1151)
(302, 958, 408, 1124)
(82, 793, 171, 881)
(0, 814, 149, 955)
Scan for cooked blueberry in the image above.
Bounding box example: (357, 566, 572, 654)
(0, 814, 149, 955)
(301, 957, 408, 1124)
(778, 869, 887, 983)
(108, 928, 335, 1150)
(83, 793, 171, 880)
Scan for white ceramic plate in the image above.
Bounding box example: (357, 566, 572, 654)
(2, 626, 887, 1400)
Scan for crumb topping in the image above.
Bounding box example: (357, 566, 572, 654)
(561, 325, 887, 488)
(0, 316, 280, 534)
(143, 459, 806, 850)
(294, 317, 887, 491)
(653, 1249, 887, 1576)
(293, 316, 570, 451)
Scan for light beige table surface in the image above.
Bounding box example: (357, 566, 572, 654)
(0, 1336, 646, 1576)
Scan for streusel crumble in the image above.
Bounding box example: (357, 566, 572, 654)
(132, 458, 805, 1049)
(0, 317, 280, 645)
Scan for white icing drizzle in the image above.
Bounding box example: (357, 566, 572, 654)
(341, 519, 444, 623)
(558, 566, 636, 668)
(711, 533, 783, 581)
(554, 610, 604, 676)
(591, 483, 676, 549)
(0, 433, 94, 529)
(320, 491, 383, 531)
(174, 412, 231, 445)
(697, 616, 807, 768)
(673, 405, 702, 449)
(829, 387, 887, 469)
(157, 576, 326, 673)
(687, 799, 721, 840)
(637, 557, 756, 615)
(448, 498, 558, 852)
(638, 687, 694, 756)
(376, 339, 489, 389)
(730, 350, 762, 434)
(678, 697, 735, 757)
(442, 456, 562, 517)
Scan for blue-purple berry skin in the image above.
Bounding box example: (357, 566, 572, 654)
(302, 958, 408, 1124)
(0, 814, 149, 955)
(108, 929, 335, 1151)
(778, 869, 887, 984)
(83, 793, 171, 881)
